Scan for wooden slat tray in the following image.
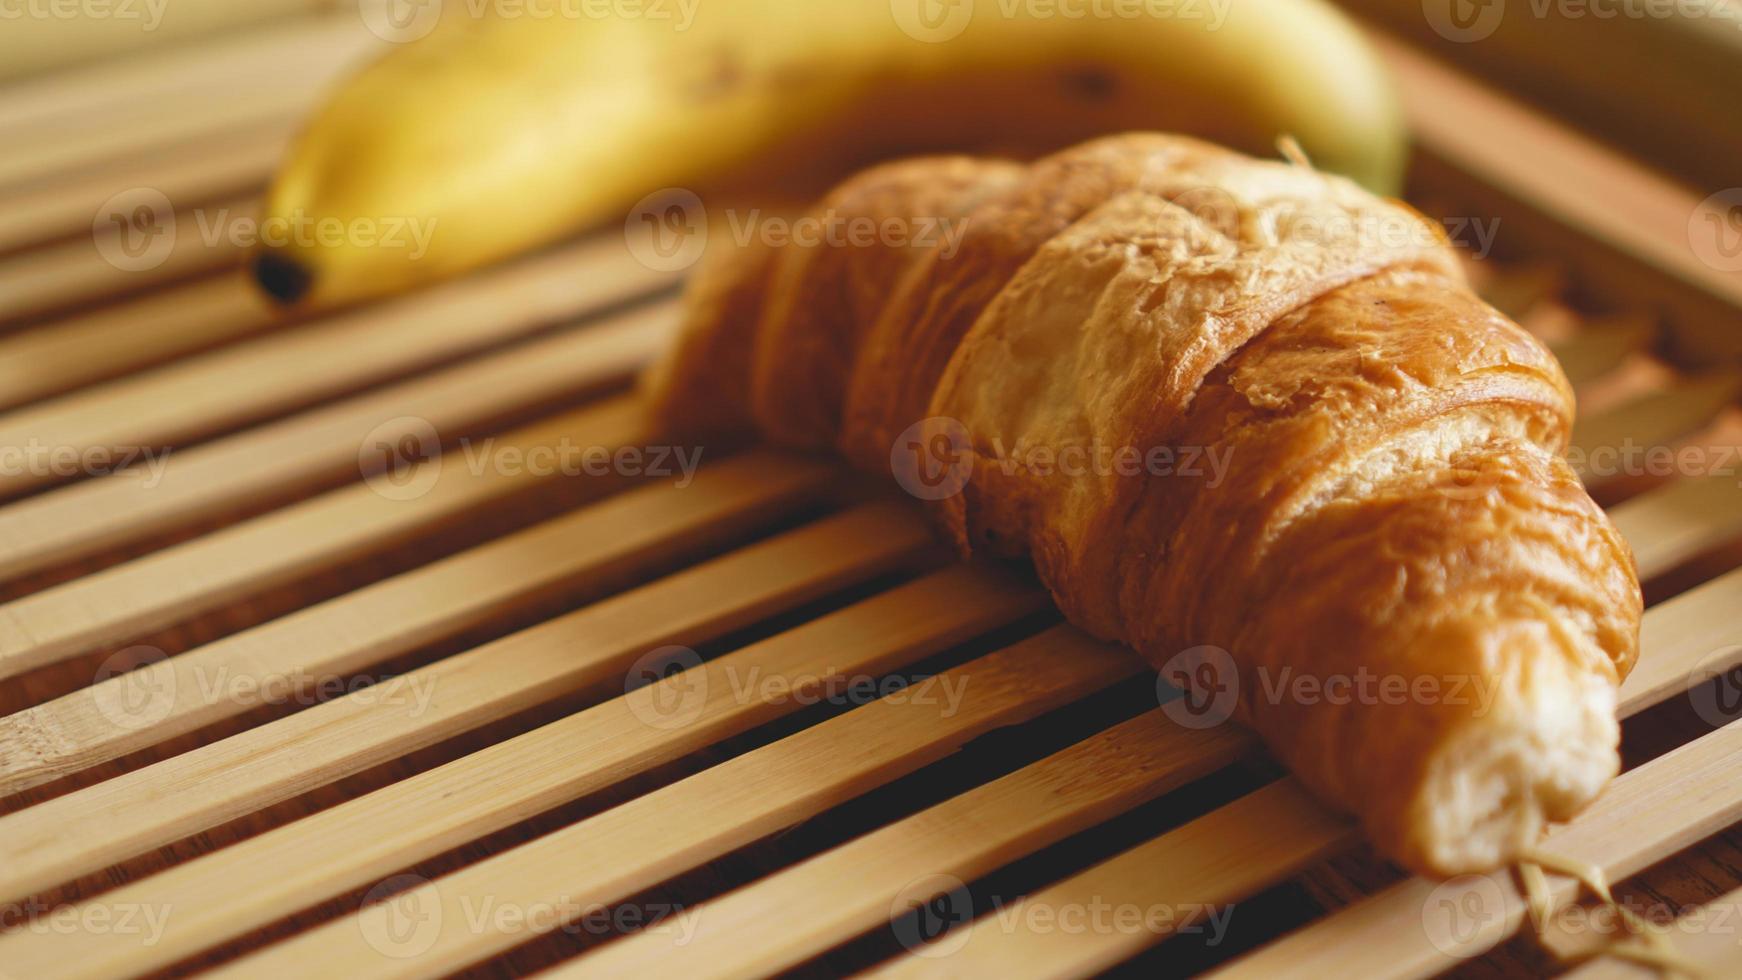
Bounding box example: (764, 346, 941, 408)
(2, 14, 1740, 980)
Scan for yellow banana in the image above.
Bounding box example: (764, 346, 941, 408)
(255, 0, 1406, 308)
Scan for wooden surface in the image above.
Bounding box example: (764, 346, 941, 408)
(1, 12, 1741, 980)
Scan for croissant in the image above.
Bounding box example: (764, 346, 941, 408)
(642, 133, 1642, 877)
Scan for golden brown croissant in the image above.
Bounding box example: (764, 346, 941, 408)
(642, 133, 1642, 877)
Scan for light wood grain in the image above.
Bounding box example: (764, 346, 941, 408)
(0, 398, 650, 682)
(1618, 565, 1742, 716)
(1609, 477, 1742, 582)
(0, 236, 676, 501)
(1560, 883, 1742, 978)
(209, 627, 1142, 980)
(0, 451, 835, 796)
(0, 504, 935, 909)
(0, 12, 380, 187)
(0, 274, 274, 411)
(562, 711, 1256, 980)
(0, 198, 252, 326)
(1206, 719, 1742, 979)
(0, 120, 286, 254)
(0, 0, 347, 84)
(0, 564, 1043, 978)
(866, 780, 1355, 980)
(1571, 372, 1742, 486)
(0, 302, 674, 585)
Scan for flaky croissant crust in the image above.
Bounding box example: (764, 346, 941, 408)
(645, 133, 1642, 877)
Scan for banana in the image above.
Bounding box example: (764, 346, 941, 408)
(255, 0, 1407, 308)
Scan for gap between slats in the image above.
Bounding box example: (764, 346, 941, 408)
(0, 120, 287, 255)
(206, 628, 1142, 980)
(0, 392, 652, 683)
(0, 300, 675, 586)
(0, 274, 278, 412)
(0, 236, 677, 501)
(0, 198, 253, 326)
(0, 12, 381, 188)
(0, 450, 835, 796)
(0, 502, 936, 913)
(860, 779, 1352, 980)
(0, 564, 1041, 979)
(562, 712, 1260, 980)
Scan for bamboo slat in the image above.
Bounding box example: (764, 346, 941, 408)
(0, 11, 357, 126)
(0, 451, 835, 796)
(1617, 566, 1742, 716)
(210, 628, 1145, 979)
(562, 711, 1258, 980)
(1609, 477, 1742, 582)
(0, 274, 274, 411)
(0, 0, 345, 85)
(1207, 719, 1742, 979)
(864, 779, 1355, 980)
(0, 504, 936, 907)
(0, 121, 286, 254)
(0, 565, 1043, 979)
(0, 237, 676, 501)
(0, 198, 253, 326)
(0, 13, 380, 188)
(0, 398, 649, 681)
(1559, 884, 1742, 978)
(1571, 372, 1742, 483)
(0, 304, 672, 585)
